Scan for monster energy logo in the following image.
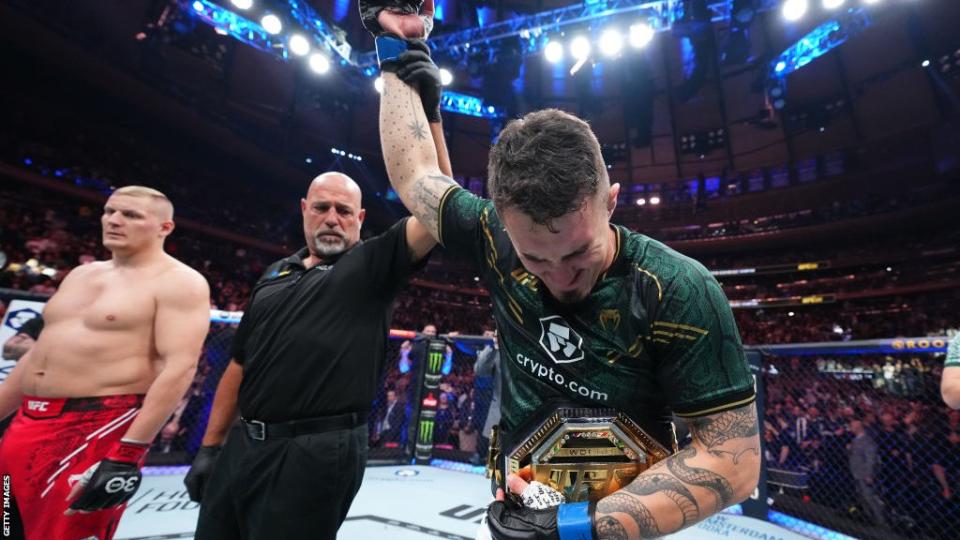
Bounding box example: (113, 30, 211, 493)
(427, 351, 443, 374)
(418, 419, 435, 442)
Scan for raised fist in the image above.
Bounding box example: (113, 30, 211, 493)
(360, 0, 434, 38)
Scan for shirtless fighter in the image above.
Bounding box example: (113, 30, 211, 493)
(0, 185, 210, 539)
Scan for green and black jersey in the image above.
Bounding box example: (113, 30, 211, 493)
(438, 188, 755, 449)
(947, 334, 960, 368)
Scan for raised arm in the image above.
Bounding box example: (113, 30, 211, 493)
(592, 402, 761, 538)
(403, 103, 453, 261)
(380, 67, 457, 241)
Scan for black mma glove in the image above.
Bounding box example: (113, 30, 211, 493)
(487, 501, 562, 540)
(485, 483, 594, 540)
(360, 0, 434, 38)
(184, 445, 222, 502)
(69, 439, 149, 512)
(395, 40, 443, 123)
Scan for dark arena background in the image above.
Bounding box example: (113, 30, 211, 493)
(1, 0, 958, 539)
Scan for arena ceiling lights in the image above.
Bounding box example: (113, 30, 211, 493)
(782, 0, 809, 21)
(544, 40, 564, 63)
(260, 13, 283, 35)
(185, 0, 350, 77)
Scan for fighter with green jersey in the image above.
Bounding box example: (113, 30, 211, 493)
(373, 23, 761, 539)
(439, 187, 755, 447)
(943, 334, 960, 409)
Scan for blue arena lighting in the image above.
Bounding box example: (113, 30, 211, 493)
(429, 459, 486, 475)
(283, 0, 353, 65)
(185, 0, 349, 65)
(186, 0, 277, 53)
(333, 0, 350, 22)
(440, 91, 502, 118)
(769, 7, 871, 79)
(356, 0, 738, 67)
(767, 510, 857, 540)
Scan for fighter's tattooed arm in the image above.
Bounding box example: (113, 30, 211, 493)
(379, 72, 456, 241)
(592, 403, 761, 539)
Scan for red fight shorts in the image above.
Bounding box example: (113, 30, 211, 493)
(0, 394, 144, 540)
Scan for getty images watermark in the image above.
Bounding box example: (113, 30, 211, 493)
(2, 474, 11, 537)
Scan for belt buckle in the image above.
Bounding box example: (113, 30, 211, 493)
(504, 407, 672, 502)
(247, 419, 267, 440)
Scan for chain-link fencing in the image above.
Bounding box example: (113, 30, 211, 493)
(758, 339, 957, 540)
(5, 286, 956, 539)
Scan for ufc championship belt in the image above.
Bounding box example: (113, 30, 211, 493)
(490, 406, 673, 503)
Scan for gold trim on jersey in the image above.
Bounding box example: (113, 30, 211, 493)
(436, 185, 461, 248)
(652, 330, 699, 341)
(674, 394, 757, 419)
(653, 321, 709, 335)
(480, 207, 523, 324)
(634, 265, 663, 302)
(599, 226, 622, 282)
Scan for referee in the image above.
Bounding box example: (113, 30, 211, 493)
(184, 170, 440, 539)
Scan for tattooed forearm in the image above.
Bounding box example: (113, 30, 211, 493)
(379, 73, 452, 240)
(593, 516, 629, 540)
(687, 405, 759, 450)
(597, 493, 661, 538)
(410, 174, 457, 235)
(407, 91, 428, 140)
(623, 473, 700, 527)
(593, 405, 760, 538)
(666, 446, 735, 513)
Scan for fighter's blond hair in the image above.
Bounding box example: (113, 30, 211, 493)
(112, 185, 175, 220)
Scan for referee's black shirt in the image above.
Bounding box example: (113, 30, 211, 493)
(231, 218, 420, 422)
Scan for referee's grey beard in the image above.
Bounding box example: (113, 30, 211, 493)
(311, 232, 348, 257)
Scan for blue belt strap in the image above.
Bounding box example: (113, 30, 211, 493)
(557, 502, 593, 540)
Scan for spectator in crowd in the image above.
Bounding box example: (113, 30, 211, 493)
(472, 328, 500, 465)
(0, 315, 43, 373)
(375, 389, 405, 446)
(0, 315, 43, 436)
(875, 411, 911, 510)
(848, 418, 887, 527)
(764, 427, 792, 468)
(434, 392, 456, 447)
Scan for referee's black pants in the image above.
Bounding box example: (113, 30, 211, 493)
(195, 423, 368, 539)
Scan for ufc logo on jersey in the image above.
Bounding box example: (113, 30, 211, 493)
(105, 476, 139, 494)
(26, 400, 49, 412)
